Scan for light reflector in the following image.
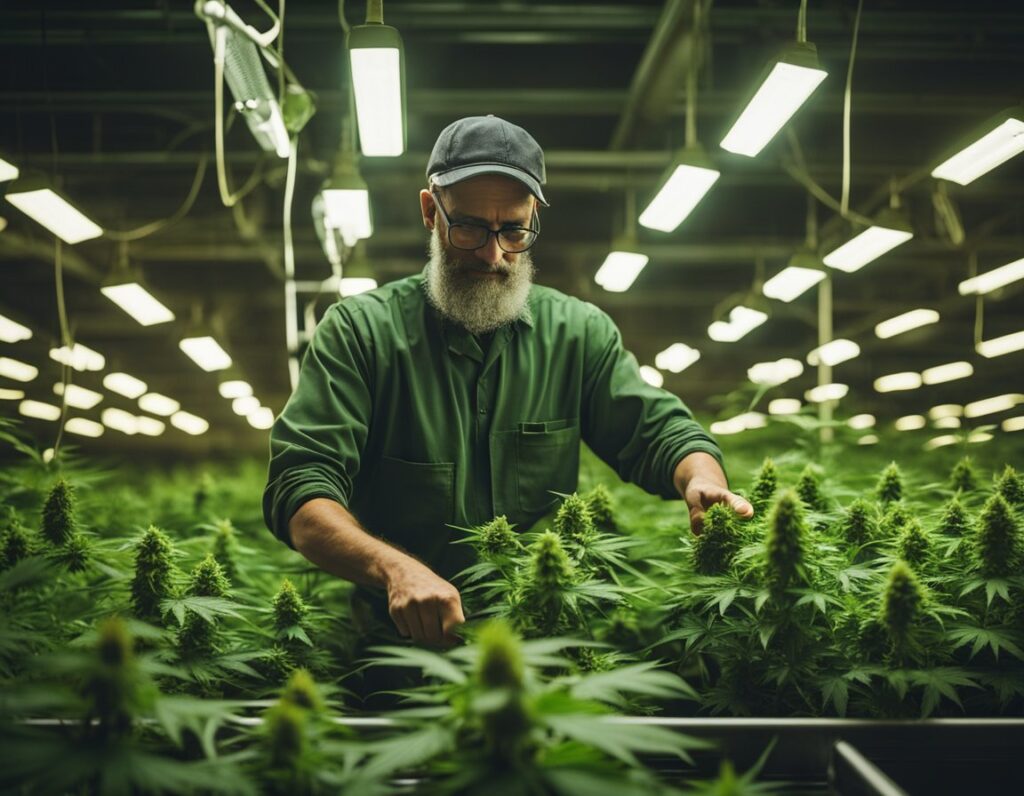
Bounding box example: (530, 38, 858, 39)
(654, 343, 701, 373)
(807, 338, 860, 367)
(0, 356, 38, 382)
(0, 314, 32, 343)
(932, 116, 1024, 185)
(874, 308, 940, 339)
(639, 164, 720, 233)
(179, 336, 232, 372)
(6, 187, 103, 244)
(823, 226, 914, 273)
(100, 283, 175, 326)
(762, 266, 825, 302)
(595, 251, 649, 293)
(350, 42, 404, 157)
(921, 361, 973, 385)
(874, 372, 922, 393)
(103, 372, 147, 399)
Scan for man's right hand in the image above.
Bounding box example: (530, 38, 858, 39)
(385, 559, 465, 648)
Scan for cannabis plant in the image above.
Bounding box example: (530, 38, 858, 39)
(178, 554, 231, 658)
(880, 560, 924, 659)
(795, 465, 825, 511)
(749, 457, 778, 514)
(896, 518, 931, 568)
(839, 498, 876, 548)
(950, 456, 977, 493)
(765, 490, 807, 594)
(131, 525, 175, 621)
(210, 518, 241, 581)
(973, 494, 1020, 578)
(876, 462, 904, 505)
(583, 483, 618, 533)
(41, 477, 76, 547)
(692, 502, 740, 575)
(994, 464, 1023, 507)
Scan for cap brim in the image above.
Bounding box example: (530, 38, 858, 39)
(430, 163, 549, 206)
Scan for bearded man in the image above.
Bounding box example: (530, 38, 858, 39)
(263, 115, 753, 651)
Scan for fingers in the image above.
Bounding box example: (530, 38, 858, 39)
(440, 596, 466, 647)
(389, 589, 465, 648)
(418, 602, 443, 648)
(390, 605, 411, 639)
(688, 486, 756, 535)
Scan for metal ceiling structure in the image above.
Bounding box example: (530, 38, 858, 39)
(1, 0, 1022, 456)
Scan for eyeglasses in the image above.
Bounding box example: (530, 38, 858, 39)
(431, 189, 540, 253)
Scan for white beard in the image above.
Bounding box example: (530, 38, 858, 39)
(423, 226, 535, 335)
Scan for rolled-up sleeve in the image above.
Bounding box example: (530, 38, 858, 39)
(580, 303, 723, 499)
(262, 302, 374, 547)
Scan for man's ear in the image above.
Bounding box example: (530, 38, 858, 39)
(419, 189, 436, 230)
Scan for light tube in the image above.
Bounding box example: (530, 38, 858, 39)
(53, 382, 103, 410)
(219, 380, 253, 399)
(6, 187, 102, 244)
(50, 343, 105, 372)
(976, 330, 1024, 358)
(932, 117, 1024, 186)
(639, 164, 720, 233)
(847, 414, 876, 430)
(102, 408, 139, 435)
(0, 356, 38, 382)
(103, 372, 148, 399)
(136, 416, 166, 437)
(654, 343, 701, 373)
(895, 414, 926, 431)
(874, 308, 939, 339)
(957, 257, 1024, 296)
(179, 336, 232, 372)
(0, 314, 32, 343)
(138, 392, 180, 417)
(823, 226, 913, 273)
(19, 400, 61, 421)
(964, 393, 1023, 419)
(747, 357, 803, 386)
(807, 338, 860, 367)
(874, 372, 922, 392)
(339, 277, 378, 297)
(595, 251, 649, 293)
(708, 306, 767, 342)
(921, 361, 973, 385)
(350, 47, 404, 156)
(100, 283, 175, 326)
(768, 398, 802, 415)
(804, 383, 848, 403)
(1002, 416, 1024, 432)
(639, 365, 664, 388)
(171, 411, 209, 436)
(65, 417, 104, 438)
(247, 407, 275, 430)
(762, 266, 824, 302)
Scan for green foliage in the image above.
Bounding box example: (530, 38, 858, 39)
(211, 518, 240, 581)
(131, 525, 174, 621)
(583, 483, 618, 532)
(995, 464, 1024, 506)
(974, 494, 1020, 577)
(692, 502, 739, 575)
(881, 560, 924, 649)
(896, 519, 930, 567)
(0, 520, 30, 570)
(178, 554, 231, 658)
(765, 490, 806, 593)
(880, 502, 911, 538)
(552, 492, 597, 544)
(876, 462, 903, 505)
(840, 498, 875, 547)
(750, 457, 778, 514)
(937, 496, 970, 536)
(50, 530, 90, 573)
(795, 465, 825, 511)
(950, 456, 977, 493)
(476, 514, 518, 557)
(41, 478, 76, 547)
(273, 578, 308, 631)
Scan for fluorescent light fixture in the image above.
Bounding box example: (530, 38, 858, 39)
(968, 430, 994, 444)
(639, 365, 664, 388)
(0, 314, 32, 343)
(100, 283, 175, 326)
(0, 388, 25, 400)
(42, 448, 55, 463)
(171, 411, 209, 436)
(931, 115, 1024, 186)
(639, 154, 720, 233)
(65, 417, 104, 438)
(102, 408, 139, 435)
(976, 330, 1024, 358)
(823, 225, 913, 273)
(708, 306, 768, 342)
(924, 435, 960, 451)
(1002, 416, 1024, 432)
(19, 400, 61, 421)
(349, 23, 406, 157)
(654, 343, 701, 373)
(138, 392, 180, 417)
(762, 266, 825, 303)
(247, 406, 275, 430)
(748, 357, 804, 386)
(0, 156, 18, 182)
(710, 412, 767, 436)
(136, 416, 166, 437)
(232, 396, 260, 415)
(5, 185, 103, 244)
(857, 434, 879, 446)
(103, 372, 147, 399)
(179, 336, 232, 372)
(895, 414, 926, 431)
(595, 251, 649, 293)
(874, 372, 923, 392)
(720, 45, 828, 157)
(874, 308, 940, 339)
(928, 404, 963, 420)
(0, 356, 38, 382)
(807, 338, 860, 367)
(769, 398, 802, 415)
(50, 343, 105, 372)
(339, 277, 378, 297)
(964, 393, 1023, 419)
(958, 257, 1024, 296)
(805, 383, 848, 403)
(934, 416, 962, 430)
(219, 380, 253, 399)
(53, 382, 103, 410)
(921, 361, 973, 385)
(848, 414, 876, 430)
(321, 188, 373, 246)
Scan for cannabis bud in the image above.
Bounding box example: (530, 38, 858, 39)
(477, 515, 519, 557)
(190, 553, 231, 598)
(880, 502, 911, 538)
(974, 494, 1020, 578)
(796, 465, 825, 511)
(528, 530, 575, 595)
(264, 701, 307, 769)
(41, 478, 76, 547)
(994, 465, 1024, 507)
(881, 560, 923, 646)
(178, 554, 230, 657)
(281, 668, 323, 712)
(194, 471, 214, 516)
(876, 462, 903, 505)
(750, 458, 778, 514)
(476, 620, 525, 690)
(1, 520, 30, 571)
(552, 493, 597, 545)
(475, 620, 531, 761)
(840, 498, 875, 547)
(52, 531, 90, 573)
(937, 496, 969, 537)
(896, 518, 930, 567)
(131, 525, 174, 621)
(273, 578, 308, 631)
(950, 456, 976, 493)
(692, 502, 738, 575)
(85, 617, 141, 738)
(766, 490, 806, 593)
(583, 484, 617, 533)
(211, 518, 239, 581)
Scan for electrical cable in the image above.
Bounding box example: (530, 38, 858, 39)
(282, 137, 299, 390)
(797, 0, 808, 43)
(103, 153, 209, 241)
(841, 0, 864, 219)
(52, 239, 71, 460)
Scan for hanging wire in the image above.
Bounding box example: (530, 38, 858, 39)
(797, 0, 808, 43)
(684, 0, 701, 148)
(840, 0, 864, 218)
(52, 239, 71, 460)
(366, 0, 384, 25)
(103, 153, 209, 241)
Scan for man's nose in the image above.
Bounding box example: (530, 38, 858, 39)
(474, 234, 504, 266)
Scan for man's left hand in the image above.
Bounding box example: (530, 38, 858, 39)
(673, 452, 754, 535)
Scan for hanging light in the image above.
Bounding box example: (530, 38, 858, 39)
(348, 8, 406, 157)
(874, 308, 939, 339)
(639, 148, 720, 233)
(5, 177, 102, 244)
(823, 207, 913, 273)
(931, 108, 1024, 186)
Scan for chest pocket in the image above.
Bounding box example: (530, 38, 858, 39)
(370, 456, 455, 562)
(512, 418, 581, 517)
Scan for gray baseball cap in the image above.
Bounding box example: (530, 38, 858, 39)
(426, 115, 549, 206)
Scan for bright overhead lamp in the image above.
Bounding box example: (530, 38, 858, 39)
(101, 283, 175, 327)
(50, 343, 105, 372)
(0, 156, 18, 182)
(823, 209, 914, 273)
(247, 406, 275, 430)
(964, 393, 1023, 419)
(19, 400, 61, 421)
(720, 42, 828, 157)
(875, 308, 940, 339)
(639, 365, 664, 388)
(219, 380, 253, 399)
(136, 416, 166, 437)
(968, 430, 994, 444)
(768, 398, 802, 415)
(928, 404, 963, 420)
(805, 382, 848, 403)
(639, 149, 720, 233)
(711, 411, 767, 436)
(708, 305, 768, 342)
(874, 372, 922, 392)
(807, 338, 860, 367)
(957, 257, 1024, 296)
(976, 330, 1024, 358)
(933, 416, 961, 430)
(349, 17, 406, 157)
(0, 388, 24, 400)
(0, 313, 32, 343)
(931, 110, 1024, 186)
(895, 414, 926, 432)
(65, 417, 104, 438)
(924, 435, 960, 451)
(748, 357, 804, 386)
(101, 407, 139, 435)
(857, 434, 879, 446)
(53, 382, 103, 410)
(0, 356, 38, 382)
(339, 277, 378, 297)
(595, 251, 649, 293)
(762, 266, 825, 303)
(179, 336, 232, 372)
(654, 343, 701, 373)
(1002, 416, 1024, 432)
(921, 361, 973, 385)
(138, 392, 180, 417)
(103, 372, 148, 399)
(5, 179, 103, 244)
(318, 152, 374, 248)
(232, 395, 260, 416)
(171, 410, 209, 436)
(847, 414, 876, 430)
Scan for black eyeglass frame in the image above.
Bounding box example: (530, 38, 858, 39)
(430, 188, 541, 253)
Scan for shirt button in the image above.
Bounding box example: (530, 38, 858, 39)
(479, 407, 487, 415)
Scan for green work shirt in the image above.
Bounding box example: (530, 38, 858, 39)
(262, 269, 723, 580)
